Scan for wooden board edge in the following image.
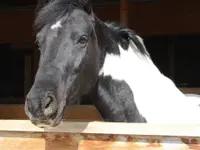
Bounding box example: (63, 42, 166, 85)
(0, 131, 199, 150)
(0, 120, 200, 137)
(179, 88, 200, 94)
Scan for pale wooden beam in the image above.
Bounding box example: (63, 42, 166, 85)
(1, 120, 200, 137)
(0, 120, 199, 149)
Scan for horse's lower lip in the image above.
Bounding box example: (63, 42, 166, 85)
(27, 103, 65, 128)
(30, 115, 63, 128)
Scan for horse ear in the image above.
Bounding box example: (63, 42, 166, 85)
(79, 0, 93, 14)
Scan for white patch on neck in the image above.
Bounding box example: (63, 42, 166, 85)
(99, 36, 200, 124)
(51, 20, 62, 30)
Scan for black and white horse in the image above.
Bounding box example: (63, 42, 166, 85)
(25, 0, 200, 128)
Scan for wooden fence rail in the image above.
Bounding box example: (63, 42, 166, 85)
(0, 104, 200, 149)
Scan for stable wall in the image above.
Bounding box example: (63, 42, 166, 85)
(0, 0, 200, 43)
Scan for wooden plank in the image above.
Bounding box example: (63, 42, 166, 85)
(128, 0, 200, 36)
(0, 5, 120, 43)
(0, 11, 35, 43)
(0, 102, 200, 150)
(1, 120, 200, 137)
(0, 121, 200, 149)
(179, 88, 200, 95)
(1, 0, 200, 43)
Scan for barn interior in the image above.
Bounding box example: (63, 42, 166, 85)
(0, 0, 200, 104)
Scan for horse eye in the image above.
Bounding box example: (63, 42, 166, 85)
(78, 35, 88, 44)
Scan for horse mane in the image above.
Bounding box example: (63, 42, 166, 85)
(94, 19, 149, 57)
(34, 0, 92, 30)
(105, 22, 149, 56)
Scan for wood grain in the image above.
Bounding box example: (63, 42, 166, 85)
(0, 105, 200, 149)
(1, 132, 199, 150)
(180, 88, 200, 95)
(1, 0, 200, 43)
(0, 121, 200, 150)
(0, 120, 200, 137)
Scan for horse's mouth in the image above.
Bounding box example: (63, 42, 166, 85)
(31, 115, 64, 128)
(27, 106, 65, 129)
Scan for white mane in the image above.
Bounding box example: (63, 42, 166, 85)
(99, 35, 200, 124)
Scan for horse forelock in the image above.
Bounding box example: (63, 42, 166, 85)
(34, 0, 92, 31)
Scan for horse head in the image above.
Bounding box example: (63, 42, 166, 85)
(25, 0, 102, 128)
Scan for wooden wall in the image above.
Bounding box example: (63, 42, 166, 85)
(0, 0, 200, 44)
(128, 0, 200, 36)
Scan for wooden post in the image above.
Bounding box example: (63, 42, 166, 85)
(120, 0, 128, 27)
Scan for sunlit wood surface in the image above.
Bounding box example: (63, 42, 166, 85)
(0, 104, 200, 149)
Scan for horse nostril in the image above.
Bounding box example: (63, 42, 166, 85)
(44, 96, 53, 109)
(43, 95, 57, 117)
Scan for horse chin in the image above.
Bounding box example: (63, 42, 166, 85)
(32, 115, 64, 129)
(28, 105, 65, 129)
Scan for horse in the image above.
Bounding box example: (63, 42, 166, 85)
(25, 0, 200, 128)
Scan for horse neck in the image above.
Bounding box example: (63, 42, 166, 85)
(99, 36, 200, 123)
(94, 18, 186, 100)
(100, 39, 186, 102)
(130, 41, 186, 97)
